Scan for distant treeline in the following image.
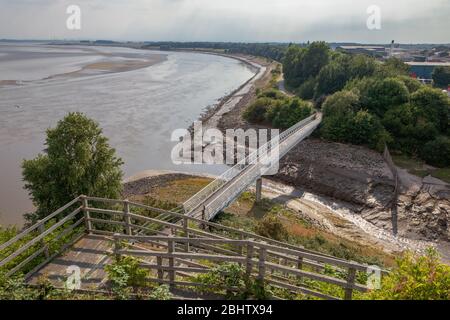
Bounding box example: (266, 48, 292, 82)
(142, 42, 290, 61)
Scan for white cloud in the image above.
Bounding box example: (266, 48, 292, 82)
(0, 0, 448, 43)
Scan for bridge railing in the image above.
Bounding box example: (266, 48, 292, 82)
(0, 196, 85, 278)
(199, 114, 322, 220)
(182, 113, 318, 214)
(112, 233, 375, 300)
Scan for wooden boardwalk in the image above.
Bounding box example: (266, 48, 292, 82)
(28, 235, 113, 290)
(1, 196, 384, 300)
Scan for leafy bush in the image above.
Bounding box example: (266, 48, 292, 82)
(365, 249, 450, 300)
(411, 87, 450, 133)
(271, 98, 313, 129)
(194, 263, 272, 300)
(315, 62, 348, 96)
(296, 77, 317, 100)
(194, 263, 247, 299)
(254, 215, 288, 241)
(361, 77, 410, 117)
(320, 90, 390, 150)
(243, 98, 272, 123)
(258, 89, 285, 100)
(105, 255, 149, 299)
(396, 75, 422, 93)
(149, 285, 172, 300)
(420, 137, 450, 168)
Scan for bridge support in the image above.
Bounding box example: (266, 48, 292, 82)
(256, 178, 262, 203)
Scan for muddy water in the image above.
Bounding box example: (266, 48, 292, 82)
(0, 44, 255, 225)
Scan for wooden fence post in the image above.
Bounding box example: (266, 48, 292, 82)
(168, 238, 175, 288)
(296, 256, 304, 281)
(200, 206, 207, 230)
(183, 216, 189, 252)
(123, 200, 132, 235)
(246, 242, 254, 278)
(157, 256, 163, 281)
(81, 196, 92, 234)
(113, 233, 122, 261)
(257, 246, 266, 281)
(38, 221, 49, 259)
(344, 267, 357, 300)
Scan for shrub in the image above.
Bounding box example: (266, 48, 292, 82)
(362, 78, 410, 117)
(396, 75, 422, 93)
(194, 263, 247, 299)
(258, 89, 284, 99)
(365, 249, 450, 300)
(105, 256, 149, 299)
(315, 62, 348, 96)
(255, 215, 288, 241)
(420, 137, 450, 168)
(297, 77, 317, 100)
(321, 90, 390, 150)
(243, 98, 272, 123)
(271, 98, 313, 129)
(411, 87, 450, 133)
(149, 285, 172, 300)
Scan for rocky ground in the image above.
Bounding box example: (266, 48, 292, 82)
(275, 138, 450, 245)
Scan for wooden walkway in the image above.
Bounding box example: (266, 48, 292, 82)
(28, 235, 113, 290)
(1, 196, 386, 300)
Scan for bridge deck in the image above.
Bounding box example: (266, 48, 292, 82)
(28, 235, 113, 290)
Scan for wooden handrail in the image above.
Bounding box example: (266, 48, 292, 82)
(0, 196, 81, 252)
(112, 233, 373, 300)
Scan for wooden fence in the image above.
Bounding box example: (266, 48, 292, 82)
(382, 144, 400, 236)
(0, 196, 387, 300)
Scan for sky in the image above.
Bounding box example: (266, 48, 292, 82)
(0, 0, 449, 43)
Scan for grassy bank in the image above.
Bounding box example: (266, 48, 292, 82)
(393, 154, 450, 183)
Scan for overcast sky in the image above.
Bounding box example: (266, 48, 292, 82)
(0, 0, 449, 43)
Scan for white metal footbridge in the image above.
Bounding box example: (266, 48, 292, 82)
(182, 112, 322, 220)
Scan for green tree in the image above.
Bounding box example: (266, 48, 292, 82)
(361, 77, 410, 117)
(315, 62, 348, 96)
(432, 66, 450, 88)
(283, 42, 329, 89)
(382, 103, 439, 155)
(411, 87, 450, 133)
(321, 90, 390, 150)
(347, 54, 377, 79)
(396, 75, 422, 93)
(296, 77, 317, 100)
(22, 112, 123, 222)
(271, 98, 313, 129)
(377, 57, 410, 77)
(420, 137, 450, 168)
